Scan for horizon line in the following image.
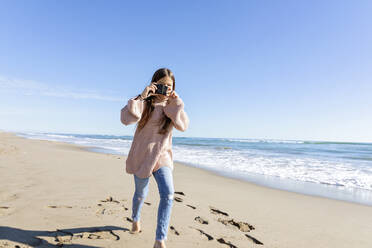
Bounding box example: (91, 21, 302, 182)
(2, 128, 371, 145)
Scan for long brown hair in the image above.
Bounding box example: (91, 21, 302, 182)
(136, 68, 176, 134)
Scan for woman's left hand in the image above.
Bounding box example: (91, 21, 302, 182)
(169, 90, 179, 99)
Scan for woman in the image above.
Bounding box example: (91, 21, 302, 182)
(120, 68, 189, 248)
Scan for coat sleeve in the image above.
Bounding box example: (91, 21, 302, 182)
(120, 96, 145, 125)
(163, 97, 190, 132)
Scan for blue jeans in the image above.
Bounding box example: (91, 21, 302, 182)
(131, 166, 174, 241)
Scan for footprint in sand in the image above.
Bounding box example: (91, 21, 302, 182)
(189, 226, 214, 241)
(208, 206, 264, 246)
(245, 233, 264, 245)
(48, 205, 73, 208)
(96, 196, 130, 215)
(209, 206, 229, 216)
(194, 216, 209, 225)
(170, 226, 180, 235)
(186, 204, 196, 209)
(189, 222, 239, 247)
(100, 196, 120, 203)
(125, 217, 133, 223)
(217, 237, 237, 248)
(217, 218, 255, 232)
(73, 231, 120, 240)
(49, 228, 120, 246)
(215, 214, 264, 245)
(173, 191, 199, 210)
(96, 208, 106, 215)
(173, 191, 186, 202)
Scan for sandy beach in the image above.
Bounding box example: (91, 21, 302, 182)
(1, 131, 372, 248)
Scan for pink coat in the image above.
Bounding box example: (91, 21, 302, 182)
(120, 96, 189, 178)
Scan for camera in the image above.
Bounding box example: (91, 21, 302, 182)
(154, 84, 168, 95)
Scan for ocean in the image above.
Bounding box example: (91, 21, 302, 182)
(16, 132, 372, 206)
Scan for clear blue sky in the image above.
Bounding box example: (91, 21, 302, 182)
(0, 0, 371, 142)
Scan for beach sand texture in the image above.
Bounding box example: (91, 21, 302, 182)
(1, 131, 372, 248)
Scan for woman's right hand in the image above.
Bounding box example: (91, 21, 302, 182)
(140, 82, 157, 99)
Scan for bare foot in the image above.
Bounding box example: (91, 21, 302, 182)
(153, 240, 166, 248)
(130, 221, 142, 234)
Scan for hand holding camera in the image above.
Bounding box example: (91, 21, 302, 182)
(140, 83, 157, 99)
(140, 82, 173, 99)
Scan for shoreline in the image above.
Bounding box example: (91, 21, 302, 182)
(13, 130, 372, 207)
(1, 131, 372, 247)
